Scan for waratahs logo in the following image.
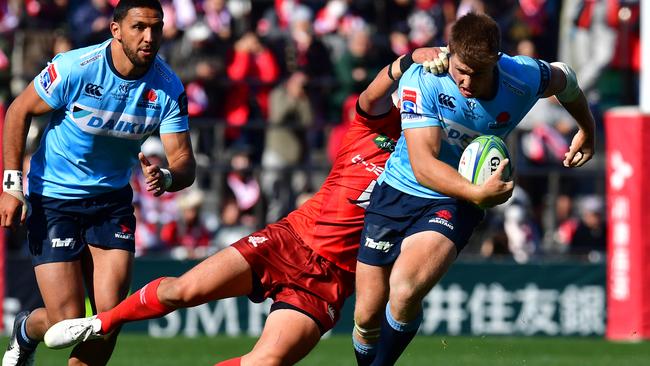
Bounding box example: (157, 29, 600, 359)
(489, 111, 511, 129)
(137, 89, 161, 110)
(435, 210, 453, 221)
(373, 134, 396, 153)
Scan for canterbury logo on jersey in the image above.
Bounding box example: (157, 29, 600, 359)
(327, 304, 336, 321)
(438, 93, 456, 109)
(70, 103, 161, 140)
(248, 236, 268, 247)
(84, 84, 103, 98)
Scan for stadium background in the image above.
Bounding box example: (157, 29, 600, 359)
(0, 0, 648, 364)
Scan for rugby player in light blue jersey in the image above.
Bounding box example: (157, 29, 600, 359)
(0, 1, 195, 365)
(352, 13, 596, 366)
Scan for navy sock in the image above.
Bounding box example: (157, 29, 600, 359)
(371, 303, 422, 366)
(353, 335, 377, 366)
(17, 318, 38, 351)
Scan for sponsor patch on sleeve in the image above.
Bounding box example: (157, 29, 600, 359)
(38, 62, 61, 95)
(401, 87, 419, 114)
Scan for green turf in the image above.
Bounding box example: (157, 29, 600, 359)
(2, 335, 650, 365)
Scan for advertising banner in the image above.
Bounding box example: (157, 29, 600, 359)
(605, 108, 650, 340)
(4, 259, 605, 337)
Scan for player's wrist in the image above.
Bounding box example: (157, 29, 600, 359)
(160, 168, 172, 191)
(3, 170, 24, 193)
(467, 183, 484, 207)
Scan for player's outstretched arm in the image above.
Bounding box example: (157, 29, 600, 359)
(0, 82, 54, 228)
(543, 62, 596, 168)
(359, 47, 448, 116)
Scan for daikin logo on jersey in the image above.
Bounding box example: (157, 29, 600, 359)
(442, 119, 480, 149)
(71, 103, 160, 139)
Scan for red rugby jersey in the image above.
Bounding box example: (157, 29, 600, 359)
(286, 104, 401, 272)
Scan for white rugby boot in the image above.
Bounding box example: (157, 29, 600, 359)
(2, 311, 36, 366)
(44, 315, 103, 349)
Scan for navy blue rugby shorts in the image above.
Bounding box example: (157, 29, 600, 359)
(357, 182, 484, 266)
(27, 185, 136, 266)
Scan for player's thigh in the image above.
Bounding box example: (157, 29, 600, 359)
(242, 309, 321, 366)
(84, 245, 134, 312)
(354, 261, 391, 327)
(391, 230, 456, 302)
(166, 246, 253, 306)
(34, 261, 86, 323)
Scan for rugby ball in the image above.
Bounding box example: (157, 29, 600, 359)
(458, 135, 512, 185)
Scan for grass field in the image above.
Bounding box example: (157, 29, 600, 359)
(3, 335, 650, 365)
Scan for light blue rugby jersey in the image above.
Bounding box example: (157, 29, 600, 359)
(30, 39, 189, 199)
(380, 53, 551, 199)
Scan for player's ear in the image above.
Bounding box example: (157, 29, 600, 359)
(110, 21, 122, 41)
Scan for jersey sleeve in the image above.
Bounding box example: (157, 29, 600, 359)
(509, 55, 551, 97)
(398, 64, 441, 130)
(159, 87, 189, 134)
(33, 53, 74, 109)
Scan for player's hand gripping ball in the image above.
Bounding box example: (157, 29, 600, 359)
(458, 135, 513, 185)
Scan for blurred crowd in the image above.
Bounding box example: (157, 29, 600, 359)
(1, 0, 640, 262)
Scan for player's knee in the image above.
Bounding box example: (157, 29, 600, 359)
(162, 277, 200, 307)
(390, 282, 423, 310)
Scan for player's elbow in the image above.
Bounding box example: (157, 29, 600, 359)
(358, 90, 375, 112)
(180, 159, 197, 188)
(170, 155, 196, 191)
(411, 165, 430, 186)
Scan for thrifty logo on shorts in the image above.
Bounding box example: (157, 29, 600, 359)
(364, 237, 393, 252)
(51, 238, 75, 248)
(248, 236, 268, 247)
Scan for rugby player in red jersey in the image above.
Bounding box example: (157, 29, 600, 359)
(43, 47, 447, 365)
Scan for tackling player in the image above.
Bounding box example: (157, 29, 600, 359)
(41, 48, 448, 365)
(1, 1, 195, 365)
(352, 13, 596, 366)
